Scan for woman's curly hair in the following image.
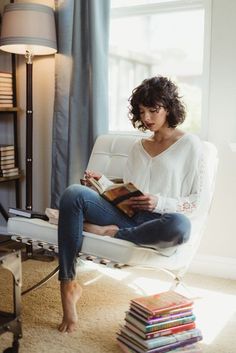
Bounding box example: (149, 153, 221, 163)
(128, 76, 186, 131)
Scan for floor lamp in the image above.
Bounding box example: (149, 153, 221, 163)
(0, 2, 57, 210)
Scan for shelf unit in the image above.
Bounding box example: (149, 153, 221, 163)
(0, 52, 21, 220)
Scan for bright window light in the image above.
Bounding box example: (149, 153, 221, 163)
(109, 0, 208, 134)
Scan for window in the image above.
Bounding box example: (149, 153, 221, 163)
(109, 0, 211, 136)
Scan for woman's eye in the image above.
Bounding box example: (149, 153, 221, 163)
(150, 110, 156, 113)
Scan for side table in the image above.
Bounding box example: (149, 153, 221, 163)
(0, 250, 22, 353)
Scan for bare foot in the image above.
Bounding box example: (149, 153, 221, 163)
(83, 222, 119, 237)
(58, 280, 82, 333)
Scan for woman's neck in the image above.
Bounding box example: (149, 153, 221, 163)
(153, 127, 179, 143)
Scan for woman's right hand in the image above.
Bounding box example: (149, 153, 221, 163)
(84, 170, 102, 181)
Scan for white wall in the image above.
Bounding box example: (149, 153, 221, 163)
(4, 0, 236, 277)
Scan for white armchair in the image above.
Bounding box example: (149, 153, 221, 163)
(7, 133, 218, 291)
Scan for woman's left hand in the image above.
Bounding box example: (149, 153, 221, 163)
(128, 193, 158, 212)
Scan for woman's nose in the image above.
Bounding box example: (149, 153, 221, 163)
(143, 111, 151, 121)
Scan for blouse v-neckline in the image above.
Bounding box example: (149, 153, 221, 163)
(140, 133, 188, 159)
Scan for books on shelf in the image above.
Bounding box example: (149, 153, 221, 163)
(0, 71, 12, 78)
(117, 290, 202, 353)
(0, 155, 15, 161)
(0, 103, 13, 108)
(0, 144, 14, 152)
(0, 167, 19, 177)
(0, 72, 13, 107)
(8, 207, 49, 221)
(0, 145, 15, 159)
(87, 177, 143, 217)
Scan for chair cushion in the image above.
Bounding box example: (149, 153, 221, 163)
(7, 216, 181, 269)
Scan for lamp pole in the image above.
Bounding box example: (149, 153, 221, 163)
(25, 51, 33, 210)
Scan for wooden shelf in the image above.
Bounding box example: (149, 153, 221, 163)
(0, 107, 19, 113)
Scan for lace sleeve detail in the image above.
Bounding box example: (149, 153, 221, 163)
(154, 151, 206, 215)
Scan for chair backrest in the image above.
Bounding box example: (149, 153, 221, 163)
(87, 133, 142, 179)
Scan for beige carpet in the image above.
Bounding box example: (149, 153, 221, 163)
(0, 258, 236, 353)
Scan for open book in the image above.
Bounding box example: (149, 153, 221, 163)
(88, 177, 143, 217)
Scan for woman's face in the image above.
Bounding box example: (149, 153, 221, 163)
(139, 104, 169, 131)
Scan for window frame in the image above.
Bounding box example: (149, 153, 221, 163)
(109, 0, 212, 139)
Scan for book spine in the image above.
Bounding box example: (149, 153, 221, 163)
(146, 328, 202, 349)
(145, 315, 195, 333)
(129, 308, 193, 324)
(145, 322, 196, 339)
(149, 335, 202, 353)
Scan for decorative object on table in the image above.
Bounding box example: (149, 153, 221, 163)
(0, 2, 57, 210)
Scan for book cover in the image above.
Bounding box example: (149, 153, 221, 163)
(131, 291, 193, 316)
(117, 334, 202, 353)
(125, 312, 195, 333)
(88, 177, 143, 217)
(8, 207, 49, 221)
(125, 321, 196, 340)
(129, 307, 193, 324)
(119, 327, 202, 350)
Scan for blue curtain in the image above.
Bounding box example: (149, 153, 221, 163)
(51, 0, 110, 208)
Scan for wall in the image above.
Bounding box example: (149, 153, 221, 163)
(1, 0, 236, 278)
(189, 0, 236, 278)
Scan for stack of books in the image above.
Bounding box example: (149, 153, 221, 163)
(117, 290, 202, 353)
(0, 144, 19, 178)
(0, 71, 13, 108)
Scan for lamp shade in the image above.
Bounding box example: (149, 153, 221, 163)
(0, 3, 57, 55)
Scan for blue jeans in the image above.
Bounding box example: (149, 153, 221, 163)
(58, 184, 191, 280)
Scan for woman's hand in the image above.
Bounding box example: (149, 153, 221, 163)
(80, 170, 102, 186)
(84, 170, 102, 180)
(128, 193, 158, 212)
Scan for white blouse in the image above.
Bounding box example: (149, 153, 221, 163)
(123, 133, 204, 217)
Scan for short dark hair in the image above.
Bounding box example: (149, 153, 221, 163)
(128, 76, 186, 131)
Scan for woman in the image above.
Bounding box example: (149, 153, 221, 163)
(57, 76, 203, 333)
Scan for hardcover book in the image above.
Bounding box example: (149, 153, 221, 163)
(117, 339, 202, 353)
(87, 177, 143, 217)
(119, 327, 202, 350)
(125, 312, 196, 333)
(124, 321, 196, 340)
(129, 307, 193, 324)
(117, 334, 202, 353)
(131, 291, 193, 316)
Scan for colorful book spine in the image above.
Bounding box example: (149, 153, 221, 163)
(126, 312, 196, 333)
(125, 321, 196, 340)
(117, 335, 202, 353)
(120, 328, 202, 350)
(129, 307, 193, 324)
